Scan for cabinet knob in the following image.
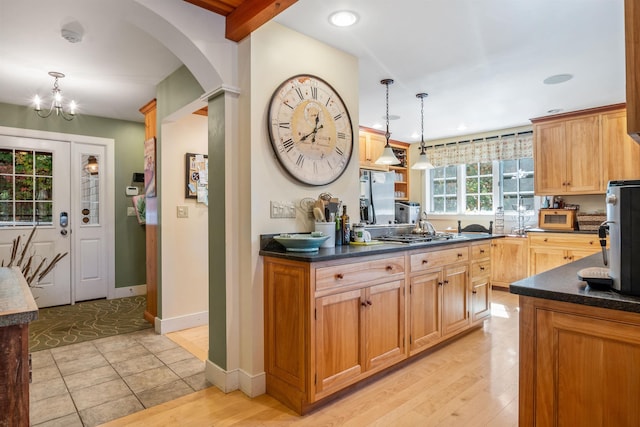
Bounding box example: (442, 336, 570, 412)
(444, 280, 449, 284)
(472, 290, 477, 294)
(361, 301, 367, 307)
(480, 266, 485, 271)
(422, 259, 429, 265)
(544, 238, 548, 242)
(457, 253, 463, 258)
(336, 273, 344, 280)
(589, 241, 594, 245)
(367, 300, 372, 306)
(438, 282, 443, 286)
(386, 266, 393, 271)
(480, 249, 485, 254)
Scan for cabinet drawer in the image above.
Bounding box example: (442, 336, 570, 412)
(471, 242, 491, 260)
(472, 260, 491, 278)
(528, 233, 599, 249)
(410, 247, 469, 272)
(315, 256, 405, 291)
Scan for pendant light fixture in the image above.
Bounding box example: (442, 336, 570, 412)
(411, 92, 434, 170)
(374, 79, 401, 165)
(33, 71, 76, 121)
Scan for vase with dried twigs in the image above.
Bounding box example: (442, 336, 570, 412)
(1, 226, 68, 287)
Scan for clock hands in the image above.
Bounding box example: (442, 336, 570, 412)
(299, 113, 323, 143)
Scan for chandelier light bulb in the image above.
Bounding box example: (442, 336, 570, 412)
(33, 71, 76, 121)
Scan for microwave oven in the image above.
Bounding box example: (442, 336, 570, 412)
(538, 209, 576, 230)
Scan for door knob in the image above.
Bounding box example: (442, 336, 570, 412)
(60, 229, 68, 236)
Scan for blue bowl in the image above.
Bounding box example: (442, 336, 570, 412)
(274, 234, 330, 252)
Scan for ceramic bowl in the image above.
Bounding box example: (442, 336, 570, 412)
(274, 234, 330, 252)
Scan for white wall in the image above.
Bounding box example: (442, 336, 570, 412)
(159, 113, 209, 326)
(239, 22, 360, 378)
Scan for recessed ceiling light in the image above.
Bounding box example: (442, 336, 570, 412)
(543, 74, 573, 85)
(457, 123, 467, 132)
(372, 123, 383, 129)
(410, 132, 419, 139)
(329, 10, 359, 27)
(547, 108, 563, 114)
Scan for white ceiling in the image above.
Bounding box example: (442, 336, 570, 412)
(0, 0, 626, 143)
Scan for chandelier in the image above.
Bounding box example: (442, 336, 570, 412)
(34, 71, 76, 121)
(411, 92, 434, 170)
(374, 78, 401, 165)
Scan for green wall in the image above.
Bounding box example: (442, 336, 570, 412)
(0, 102, 147, 288)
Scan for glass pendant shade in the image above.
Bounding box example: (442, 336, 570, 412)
(375, 143, 400, 165)
(411, 151, 434, 170)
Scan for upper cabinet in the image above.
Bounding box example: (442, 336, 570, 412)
(626, 0, 640, 142)
(602, 109, 640, 182)
(531, 104, 640, 196)
(359, 127, 411, 201)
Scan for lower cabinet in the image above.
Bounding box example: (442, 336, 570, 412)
(264, 240, 492, 414)
(315, 279, 405, 398)
(519, 296, 640, 426)
(528, 232, 601, 275)
(491, 237, 528, 288)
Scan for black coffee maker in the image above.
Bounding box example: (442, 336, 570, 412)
(602, 180, 640, 296)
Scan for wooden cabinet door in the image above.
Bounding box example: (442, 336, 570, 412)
(359, 130, 388, 170)
(364, 280, 405, 372)
(529, 247, 567, 275)
(601, 109, 640, 182)
(534, 121, 567, 194)
(315, 289, 364, 396)
(566, 248, 600, 264)
(409, 271, 441, 354)
(491, 238, 528, 287)
(565, 115, 602, 193)
(441, 264, 470, 336)
(470, 276, 491, 323)
(535, 309, 640, 426)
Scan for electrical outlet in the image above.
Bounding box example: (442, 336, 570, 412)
(127, 207, 136, 217)
(270, 201, 296, 219)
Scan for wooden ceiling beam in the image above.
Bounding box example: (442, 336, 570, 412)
(184, 0, 242, 16)
(225, 0, 297, 42)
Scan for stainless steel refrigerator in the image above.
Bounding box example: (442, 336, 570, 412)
(359, 170, 395, 224)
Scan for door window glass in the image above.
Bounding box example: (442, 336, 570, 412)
(0, 149, 53, 226)
(81, 154, 99, 225)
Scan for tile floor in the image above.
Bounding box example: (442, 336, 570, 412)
(29, 329, 211, 426)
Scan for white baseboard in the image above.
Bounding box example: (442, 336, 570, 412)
(155, 311, 208, 334)
(204, 361, 266, 397)
(113, 284, 147, 299)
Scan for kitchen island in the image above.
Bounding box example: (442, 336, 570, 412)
(510, 254, 640, 426)
(260, 233, 496, 414)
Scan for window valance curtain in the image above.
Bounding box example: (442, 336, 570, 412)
(427, 131, 533, 167)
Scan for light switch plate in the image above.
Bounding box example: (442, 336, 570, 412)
(177, 205, 189, 218)
(270, 201, 296, 219)
(127, 207, 136, 217)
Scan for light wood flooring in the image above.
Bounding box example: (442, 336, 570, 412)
(102, 290, 519, 426)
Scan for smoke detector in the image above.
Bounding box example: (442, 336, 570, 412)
(61, 28, 82, 43)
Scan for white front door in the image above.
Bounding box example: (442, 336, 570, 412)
(72, 143, 108, 302)
(0, 135, 71, 307)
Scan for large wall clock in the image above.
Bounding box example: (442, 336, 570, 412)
(267, 74, 354, 186)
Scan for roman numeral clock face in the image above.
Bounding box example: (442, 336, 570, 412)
(268, 75, 354, 186)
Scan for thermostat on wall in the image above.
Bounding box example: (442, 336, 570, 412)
(125, 186, 139, 196)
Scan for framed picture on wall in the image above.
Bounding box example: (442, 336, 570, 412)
(185, 152, 208, 199)
(144, 137, 156, 198)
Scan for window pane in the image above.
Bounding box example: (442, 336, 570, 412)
(479, 177, 493, 193)
(81, 154, 100, 225)
(433, 181, 444, 195)
(466, 163, 478, 175)
(504, 195, 518, 210)
(520, 177, 534, 192)
(35, 152, 53, 176)
(36, 202, 52, 224)
(520, 158, 533, 171)
(503, 177, 517, 192)
(502, 159, 516, 174)
(445, 166, 457, 177)
(15, 151, 33, 174)
(15, 176, 33, 200)
(479, 162, 492, 175)
(15, 202, 33, 223)
(0, 202, 11, 222)
(35, 177, 52, 200)
(480, 195, 493, 211)
(466, 195, 478, 212)
(446, 180, 457, 194)
(445, 197, 457, 211)
(0, 175, 12, 200)
(521, 195, 534, 210)
(433, 168, 444, 179)
(0, 150, 13, 174)
(466, 178, 478, 193)
(433, 198, 444, 212)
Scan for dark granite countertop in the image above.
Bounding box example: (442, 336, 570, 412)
(510, 253, 640, 314)
(0, 267, 38, 327)
(526, 228, 598, 235)
(259, 233, 498, 262)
